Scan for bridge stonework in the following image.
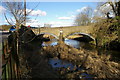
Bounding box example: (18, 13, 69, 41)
(32, 26, 95, 39)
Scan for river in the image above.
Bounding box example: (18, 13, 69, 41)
(42, 38, 94, 79)
(42, 38, 81, 49)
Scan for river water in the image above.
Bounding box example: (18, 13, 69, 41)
(42, 39, 82, 70)
(42, 39, 81, 49)
(42, 39, 81, 69)
(42, 39, 93, 78)
(48, 57, 93, 79)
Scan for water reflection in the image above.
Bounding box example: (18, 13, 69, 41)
(48, 58, 75, 70)
(64, 39, 80, 49)
(44, 39, 93, 78)
(42, 39, 80, 49)
(49, 58, 93, 79)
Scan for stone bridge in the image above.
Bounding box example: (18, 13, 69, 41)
(32, 26, 95, 41)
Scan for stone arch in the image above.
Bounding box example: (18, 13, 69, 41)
(37, 32, 59, 39)
(65, 32, 95, 42)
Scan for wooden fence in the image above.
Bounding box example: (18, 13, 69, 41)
(2, 37, 21, 79)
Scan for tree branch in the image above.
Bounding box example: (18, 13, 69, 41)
(4, 13, 12, 25)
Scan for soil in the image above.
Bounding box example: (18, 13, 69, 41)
(44, 41, 120, 78)
(20, 41, 120, 79)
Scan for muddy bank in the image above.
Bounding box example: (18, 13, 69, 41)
(44, 42, 120, 79)
(20, 39, 120, 79)
(7, 25, 60, 79)
(16, 26, 60, 79)
(20, 47, 60, 79)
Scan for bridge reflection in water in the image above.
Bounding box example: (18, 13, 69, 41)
(40, 32, 95, 49)
(37, 32, 95, 43)
(42, 39, 81, 49)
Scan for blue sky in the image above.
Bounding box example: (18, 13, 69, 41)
(0, 2, 98, 27)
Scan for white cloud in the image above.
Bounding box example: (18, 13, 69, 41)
(26, 19, 41, 27)
(29, 19, 39, 23)
(76, 6, 89, 12)
(93, 9, 99, 16)
(0, 6, 6, 13)
(71, 15, 75, 18)
(26, 22, 41, 27)
(47, 21, 73, 27)
(0, 7, 47, 16)
(94, 9, 98, 13)
(48, 21, 62, 24)
(26, 20, 73, 27)
(27, 9, 47, 16)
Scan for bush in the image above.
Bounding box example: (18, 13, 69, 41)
(94, 18, 120, 51)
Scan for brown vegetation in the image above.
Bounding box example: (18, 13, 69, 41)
(3, 24, 120, 79)
(0, 25, 12, 31)
(93, 18, 120, 51)
(44, 42, 120, 78)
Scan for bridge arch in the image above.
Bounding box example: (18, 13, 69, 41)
(65, 32, 95, 42)
(37, 32, 59, 39)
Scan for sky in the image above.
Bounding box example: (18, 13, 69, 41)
(0, 2, 98, 27)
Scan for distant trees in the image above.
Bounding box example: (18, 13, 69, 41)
(44, 23, 52, 27)
(74, 13, 90, 26)
(0, 25, 12, 31)
(74, 7, 93, 26)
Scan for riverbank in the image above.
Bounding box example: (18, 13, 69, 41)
(20, 40, 120, 79)
(43, 42, 120, 78)
(6, 25, 119, 79)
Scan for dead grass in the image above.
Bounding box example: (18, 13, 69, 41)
(44, 42, 120, 78)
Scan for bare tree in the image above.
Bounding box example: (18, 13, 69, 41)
(24, 0, 26, 26)
(44, 23, 52, 28)
(74, 7, 93, 26)
(3, 1, 39, 68)
(3, 0, 38, 29)
(4, 1, 24, 28)
(74, 13, 89, 26)
(96, 0, 120, 19)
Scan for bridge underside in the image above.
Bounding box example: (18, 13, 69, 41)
(37, 33, 58, 42)
(70, 36, 94, 42)
(65, 32, 95, 42)
(37, 32, 95, 43)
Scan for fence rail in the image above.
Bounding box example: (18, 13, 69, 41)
(2, 38, 21, 80)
